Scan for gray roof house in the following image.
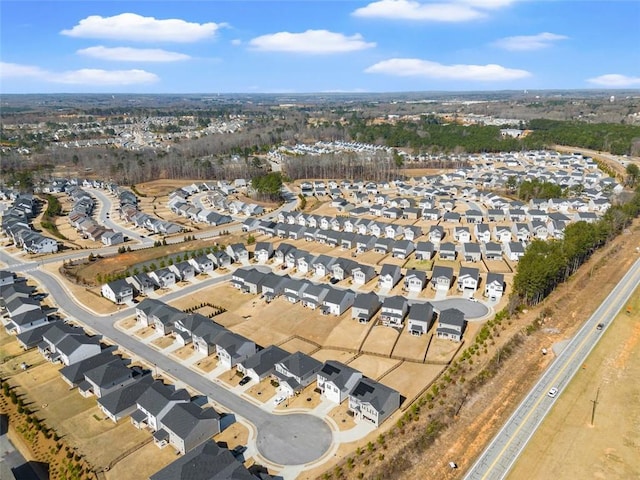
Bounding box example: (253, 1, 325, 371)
(149, 440, 255, 480)
(485, 272, 505, 300)
(98, 374, 154, 422)
(59, 350, 121, 388)
(129, 272, 156, 296)
(458, 267, 480, 294)
(352, 264, 376, 286)
(188, 255, 215, 274)
(155, 402, 221, 455)
(322, 288, 355, 316)
(215, 331, 256, 370)
(352, 292, 382, 324)
(81, 361, 138, 398)
(237, 345, 290, 382)
(348, 377, 401, 427)
(407, 303, 435, 336)
(101, 279, 134, 304)
(283, 278, 309, 304)
(462, 242, 482, 262)
(392, 240, 415, 259)
(254, 242, 274, 263)
(317, 360, 363, 405)
(260, 273, 289, 302)
(380, 295, 409, 328)
(132, 381, 191, 432)
(431, 266, 454, 291)
(439, 242, 457, 261)
(436, 308, 467, 342)
(378, 264, 402, 290)
(301, 284, 330, 310)
(415, 241, 436, 260)
(170, 261, 196, 282)
(274, 351, 323, 397)
(404, 269, 427, 293)
(149, 268, 176, 289)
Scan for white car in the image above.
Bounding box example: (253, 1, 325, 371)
(273, 395, 286, 405)
(547, 387, 559, 398)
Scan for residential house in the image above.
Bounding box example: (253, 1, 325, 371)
(155, 402, 221, 454)
(188, 255, 215, 274)
(101, 279, 134, 304)
(415, 241, 436, 260)
(462, 242, 482, 262)
(352, 265, 376, 286)
(149, 268, 176, 289)
(301, 284, 329, 310)
(404, 269, 427, 293)
(485, 272, 505, 301)
(260, 273, 289, 302)
(348, 377, 400, 427)
(129, 272, 156, 296)
(428, 225, 444, 243)
(254, 242, 274, 263)
(504, 242, 526, 261)
(215, 331, 256, 370)
(380, 296, 408, 328)
(170, 262, 196, 282)
(439, 242, 457, 261)
(453, 226, 472, 243)
(431, 266, 454, 292)
(457, 267, 480, 296)
(392, 240, 415, 259)
(483, 242, 503, 261)
(378, 264, 401, 290)
(81, 362, 137, 398)
(436, 308, 467, 342)
(98, 375, 154, 422)
(407, 303, 434, 336)
(274, 351, 322, 397)
(237, 345, 289, 382)
(101, 231, 124, 246)
(322, 289, 355, 316)
(317, 360, 363, 405)
(474, 223, 491, 243)
(352, 292, 381, 324)
(226, 244, 249, 263)
(131, 381, 191, 432)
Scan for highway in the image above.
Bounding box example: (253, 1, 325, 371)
(464, 256, 640, 480)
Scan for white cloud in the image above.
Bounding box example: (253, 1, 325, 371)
(77, 46, 190, 62)
(249, 30, 376, 53)
(493, 32, 568, 51)
(352, 0, 518, 22)
(61, 13, 224, 43)
(587, 74, 640, 87)
(353, 0, 483, 21)
(365, 58, 531, 81)
(54, 69, 159, 85)
(0, 62, 47, 78)
(0, 61, 158, 85)
(231, 39, 242, 46)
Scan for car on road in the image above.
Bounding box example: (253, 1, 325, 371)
(596, 323, 604, 331)
(239, 376, 251, 386)
(547, 387, 559, 398)
(273, 395, 286, 405)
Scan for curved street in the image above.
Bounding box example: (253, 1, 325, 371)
(464, 256, 640, 480)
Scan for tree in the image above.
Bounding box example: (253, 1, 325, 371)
(626, 163, 640, 187)
(251, 172, 284, 201)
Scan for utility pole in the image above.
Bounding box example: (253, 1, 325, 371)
(590, 387, 600, 426)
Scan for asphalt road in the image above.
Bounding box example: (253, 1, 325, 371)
(463, 256, 640, 480)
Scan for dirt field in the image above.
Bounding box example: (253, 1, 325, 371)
(347, 356, 400, 381)
(312, 349, 358, 364)
(360, 324, 400, 356)
(105, 441, 178, 480)
(327, 402, 357, 431)
(392, 331, 431, 361)
(379, 362, 446, 404)
(508, 287, 640, 480)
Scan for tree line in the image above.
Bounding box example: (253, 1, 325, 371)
(513, 190, 640, 305)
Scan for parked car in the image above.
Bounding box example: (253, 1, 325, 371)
(273, 395, 286, 405)
(239, 376, 251, 386)
(547, 387, 559, 398)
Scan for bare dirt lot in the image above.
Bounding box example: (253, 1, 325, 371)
(508, 287, 640, 480)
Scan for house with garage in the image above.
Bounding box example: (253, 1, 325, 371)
(274, 351, 322, 397)
(378, 264, 402, 290)
(129, 272, 156, 296)
(5, 307, 49, 335)
(296, 253, 315, 274)
(101, 279, 134, 304)
(493, 225, 512, 243)
(135, 298, 166, 327)
(274, 243, 296, 264)
(188, 255, 215, 274)
(384, 224, 404, 239)
(211, 250, 232, 269)
(237, 345, 290, 382)
(439, 242, 457, 261)
(317, 360, 363, 405)
(149, 268, 176, 289)
(155, 402, 221, 455)
(331, 259, 356, 281)
(313, 255, 337, 278)
(230, 268, 251, 290)
(373, 237, 393, 254)
(351, 292, 381, 323)
(131, 380, 191, 432)
(191, 322, 228, 356)
(431, 265, 454, 292)
(403, 225, 422, 242)
(170, 262, 196, 282)
(39, 323, 101, 365)
(215, 331, 256, 370)
(465, 209, 484, 224)
(355, 234, 376, 253)
(404, 269, 427, 293)
(253, 242, 273, 263)
(436, 308, 467, 342)
(457, 267, 480, 295)
(407, 303, 435, 336)
(348, 377, 400, 427)
(415, 241, 436, 260)
(322, 289, 355, 316)
(226, 244, 249, 263)
(512, 223, 531, 243)
(282, 278, 308, 304)
(485, 272, 505, 301)
(462, 242, 482, 262)
(243, 269, 266, 294)
(101, 230, 124, 246)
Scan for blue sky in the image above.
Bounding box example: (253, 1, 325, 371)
(1, 1, 639, 93)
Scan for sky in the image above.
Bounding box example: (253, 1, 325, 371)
(1, 0, 639, 94)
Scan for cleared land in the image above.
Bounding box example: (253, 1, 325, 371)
(508, 287, 640, 480)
